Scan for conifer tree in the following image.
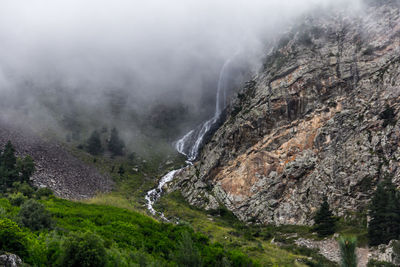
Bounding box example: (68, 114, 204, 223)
(17, 156, 35, 184)
(2, 141, 17, 172)
(0, 141, 18, 191)
(86, 130, 103, 156)
(313, 196, 336, 237)
(339, 236, 357, 267)
(108, 127, 125, 156)
(368, 177, 400, 245)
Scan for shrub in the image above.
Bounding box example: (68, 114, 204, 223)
(8, 192, 27, 206)
(172, 231, 202, 267)
(18, 199, 52, 231)
(367, 259, 396, 267)
(35, 187, 54, 199)
(0, 218, 27, 256)
(17, 182, 35, 198)
(60, 231, 107, 267)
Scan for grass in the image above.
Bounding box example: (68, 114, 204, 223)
(154, 191, 338, 266)
(63, 141, 344, 266)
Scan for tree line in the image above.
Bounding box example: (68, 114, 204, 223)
(85, 127, 125, 157)
(313, 176, 400, 246)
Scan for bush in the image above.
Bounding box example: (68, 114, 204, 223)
(17, 182, 35, 198)
(367, 259, 396, 267)
(35, 187, 54, 199)
(172, 231, 202, 267)
(60, 231, 107, 267)
(18, 199, 52, 231)
(8, 192, 27, 206)
(0, 218, 27, 256)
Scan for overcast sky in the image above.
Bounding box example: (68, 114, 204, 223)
(0, 0, 363, 132)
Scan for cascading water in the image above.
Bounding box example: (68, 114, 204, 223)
(145, 57, 235, 220)
(175, 58, 233, 161)
(145, 169, 180, 221)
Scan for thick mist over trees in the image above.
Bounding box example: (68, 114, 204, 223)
(0, 0, 363, 150)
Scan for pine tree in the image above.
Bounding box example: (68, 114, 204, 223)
(108, 127, 125, 156)
(86, 130, 103, 156)
(118, 165, 125, 177)
(339, 236, 357, 267)
(313, 196, 336, 237)
(0, 141, 18, 191)
(368, 177, 400, 246)
(2, 141, 17, 172)
(16, 156, 35, 184)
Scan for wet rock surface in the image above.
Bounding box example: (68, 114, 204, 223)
(171, 2, 400, 225)
(0, 120, 113, 199)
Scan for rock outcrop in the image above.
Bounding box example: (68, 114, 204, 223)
(170, 1, 400, 225)
(0, 120, 113, 199)
(0, 253, 22, 267)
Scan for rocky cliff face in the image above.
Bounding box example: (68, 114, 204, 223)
(170, 1, 400, 225)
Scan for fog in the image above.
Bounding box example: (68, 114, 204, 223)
(0, 0, 363, 148)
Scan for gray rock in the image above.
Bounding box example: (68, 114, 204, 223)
(169, 2, 400, 225)
(0, 253, 22, 267)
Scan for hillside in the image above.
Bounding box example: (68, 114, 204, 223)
(170, 1, 400, 225)
(0, 119, 113, 199)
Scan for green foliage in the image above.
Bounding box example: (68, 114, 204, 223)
(14, 182, 35, 198)
(86, 130, 103, 155)
(18, 199, 52, 231)
(173, 231, 202, 267)
(338, 236, 357, 267)
(0, 218, 27, 256)
(0, 141, 36, 193)
(367, 259, 396, 267)
(60, 231, 107, 267)
(108, 127, 125, 156)
(16, 156, 35, 184)
(313, 197, 336, 237)
(368, 177, 400, 246)
(0, 141, 18, 191)
(8, 192, 28, 206)
(35, 187, 54, 199)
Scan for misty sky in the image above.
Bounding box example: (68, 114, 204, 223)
(0, 0, 363, 137)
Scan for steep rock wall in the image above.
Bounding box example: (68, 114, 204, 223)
(170, 2, 400, 225)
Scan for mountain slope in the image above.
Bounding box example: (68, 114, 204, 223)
(170, 1, 400, 225)
(0, 120, 113, 199)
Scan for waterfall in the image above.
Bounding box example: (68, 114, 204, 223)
(145, 169, 181, 221)
(145, 56, 235, 220)
(175, 58, 233, 161)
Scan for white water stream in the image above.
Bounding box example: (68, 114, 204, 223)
(145, 57, 235, 220)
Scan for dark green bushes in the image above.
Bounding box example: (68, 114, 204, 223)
(0, 218, 28, 257)
(0, 197, 256, 266)
(60, 231, 107, 267)
(18, 199, 52, 231)
(0, 141, 35, 193)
